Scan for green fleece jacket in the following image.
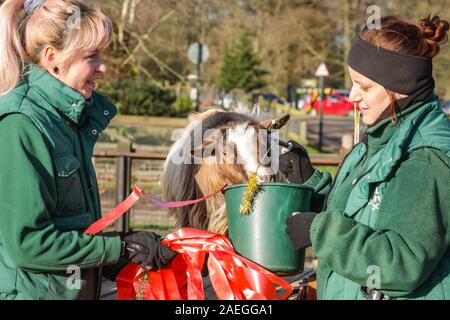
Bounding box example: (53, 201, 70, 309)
(0, 65, 125, 300)
(303, 96, 450, 300)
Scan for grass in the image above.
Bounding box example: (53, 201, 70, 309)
(111, 114, 188, 128)
(305, 144, 333, 155)
(316, 165, 339, 178)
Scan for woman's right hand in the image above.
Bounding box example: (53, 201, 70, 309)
(119, 231, 178, 271)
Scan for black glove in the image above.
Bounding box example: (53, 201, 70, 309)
(286, 212, 318, 250)
(119, 231, 178, 271)
(279, 140, 314, 184)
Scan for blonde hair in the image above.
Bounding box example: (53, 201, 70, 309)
(0, 0, 112, 94)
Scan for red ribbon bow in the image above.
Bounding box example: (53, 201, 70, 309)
(83, 186, 293, 300)
(116, 228, 293, 300)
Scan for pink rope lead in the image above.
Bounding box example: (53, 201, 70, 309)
(148, 184, 228, 208)
(83, 184, 228, 235)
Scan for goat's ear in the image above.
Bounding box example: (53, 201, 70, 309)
(260, 114, 290, 130)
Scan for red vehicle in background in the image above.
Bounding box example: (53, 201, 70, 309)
(307, 92, 355, 117)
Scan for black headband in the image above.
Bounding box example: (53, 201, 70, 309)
(348, 37, 435, 95)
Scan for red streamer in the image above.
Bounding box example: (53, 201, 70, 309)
(115, 228, 293, 300)
(83, 185, 293, 300)
(84, 185, 143, 235)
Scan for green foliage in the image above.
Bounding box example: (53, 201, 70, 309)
(218, 32, 268, 93)
(99, 72, 194, 117)
(100, 73, 176, 116)
(171, 92, 193, 116)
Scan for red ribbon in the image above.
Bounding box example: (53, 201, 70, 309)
(84, 185, 143, 235)
(83, 185, 293, 300)
(115, 228, 293, 300)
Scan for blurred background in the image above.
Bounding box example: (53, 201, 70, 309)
(94, 0, 450, 113)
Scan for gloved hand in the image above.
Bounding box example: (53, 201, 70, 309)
(286, 212, 318, 250)
(119, 231, 178, 271)
(279, 140, 314, 184)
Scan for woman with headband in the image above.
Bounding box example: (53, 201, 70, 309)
(0, 0, 177, 300)
(282, 15, 450, 300)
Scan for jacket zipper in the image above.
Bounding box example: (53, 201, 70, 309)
(320, 143, 366, 299)
(70, 123, 91, 215)
(74, 124, 103, 300)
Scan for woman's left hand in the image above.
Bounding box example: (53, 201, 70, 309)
(285, 212, 318, 250)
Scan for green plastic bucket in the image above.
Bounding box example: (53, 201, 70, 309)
(224, 183, 313, 274)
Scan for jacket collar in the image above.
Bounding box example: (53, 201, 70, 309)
(24, 64, 89, 124)
(364, 99, 426, 160)
(343, 95, 444, 217)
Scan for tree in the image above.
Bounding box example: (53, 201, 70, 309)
(218, 32, 268, 93)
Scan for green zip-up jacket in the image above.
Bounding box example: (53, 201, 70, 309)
(303, 96, 450, 300)
(0, 65, 123, 300)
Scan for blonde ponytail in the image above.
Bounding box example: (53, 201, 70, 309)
(0, 0, 112, 95)
(0, 0, 28, 95)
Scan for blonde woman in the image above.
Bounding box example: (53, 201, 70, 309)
(0, 0, 176, 300)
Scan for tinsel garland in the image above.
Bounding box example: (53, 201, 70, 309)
(239, 172, 261, 215)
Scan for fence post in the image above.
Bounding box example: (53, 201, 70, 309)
(299, 119, 309, 145)
(116, 142, 133, 232)
(340, 134, 353, 155)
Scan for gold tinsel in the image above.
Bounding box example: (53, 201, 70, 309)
(239, 172, 261, 215)
(136, 271, 148, 300)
